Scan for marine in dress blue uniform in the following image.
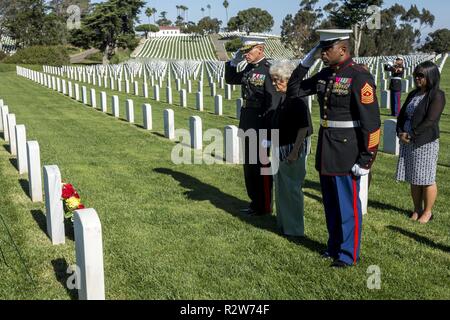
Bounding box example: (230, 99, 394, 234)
(225, 37, 280, 216)
(287, 30, 381, 267)
(384, 56, 405, 117)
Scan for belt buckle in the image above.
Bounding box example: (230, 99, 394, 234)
(322, 120, 328, 128)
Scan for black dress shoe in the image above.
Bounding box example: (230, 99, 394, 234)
(321, 252, 336, 260)
(331, 260, 352, 268)
(240, 208, 257, 216)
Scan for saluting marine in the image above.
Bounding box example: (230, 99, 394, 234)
(385, 56, 405, 116)
(225, 36, 281, 216)
(287, 30, 381, 268)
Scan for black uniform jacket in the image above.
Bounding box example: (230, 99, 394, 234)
(287, 58, 381, 175)
(225, 58, 280, 132)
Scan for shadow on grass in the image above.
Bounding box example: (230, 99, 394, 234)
(154, 167, 325, 255)
(19, 179, 30, 199)
(368, 200, 410, 217)
(151, 132, 167, 139)
(9, 158, 17, 170)
(387, 225, 450, 253)
(31, 210, 51, 241)
(51, 258, 78, 300)
(3, 144, 9, 153)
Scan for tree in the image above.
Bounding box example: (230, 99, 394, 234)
(207, 4, 211, 17)
(197, 17, 222, 35)
(151, 8, 157, 24)
(80, 0, 145, 64)
(325, 0, 383, 57)
(156, 11, 172, 26)
(201, 7, 205, 17)
(135, 24, 159, 38)
(281, 0, 323, 57)
(223, 0, 229, 25)
(1, 0, 69, 47)
(145, 7, 154, 25)
(422, 29, 450, 54)
(228, 8, 274, 34)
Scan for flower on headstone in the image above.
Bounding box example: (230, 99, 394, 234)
(61, 182, 85, 221)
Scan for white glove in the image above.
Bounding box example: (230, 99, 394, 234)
(230, 50, 244, 67)
(351, 164, 370, 177)
(301, 44, 320, 68)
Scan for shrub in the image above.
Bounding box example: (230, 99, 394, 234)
(0, 51, 7, 62)
(3, 46, 70, 66)
(225, 37, 243, 53)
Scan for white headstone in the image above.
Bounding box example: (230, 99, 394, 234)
(381, 90, 390, 109)
(225, 84, 232, 100)
(0, 105, 8, 135)
(125, 80, 130, 93)
(43, 165, 65, 245)
(143, 82, 149, 98)
(180, 89, 187, 108)
(73, 209, 105, 300)
(154, 85, 160, 101)
(210, 83, 216, 97)
(190, 116, 202, 150)
(236, 98, 243, 119)
(198, 80, 203, 92)
(176, 79, 181, 91)
(75, 83, 80, 101)
(166, 87, 172, 104)
(224, 125, 240, 164)
(90, 89, 97, 108)
(82, 86, 88, 105)
(27, 141, 43, 202)
(15, 125, 28, 174)
(187, 80, 192, 93)
(6, 114, 16, 155)
(101, 92, 107, 113)
(215, 95, 223, 115)
(307, 96, 312, 113)
(383, 119, 399, 155)
(112, 96, 119, 118)
(68, 81, 73, 98)
(62, 79, 67, 95)
(134, 81, 139, 96)
(126, 99, 134, 123)
(196, 92, 203, 111)
(142, 104, 152, 130)
(164, 109, 175, 140)
(401, 79, 409, 93)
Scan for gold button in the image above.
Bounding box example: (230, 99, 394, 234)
(332, 73, 336, 76)
(343, 139, 348, 142)
(324, 106, 327, 110)
(323, 115, 328, 119)
(324, 97, 328, 101)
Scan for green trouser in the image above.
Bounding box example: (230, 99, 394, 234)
(274, 148, 307, 237)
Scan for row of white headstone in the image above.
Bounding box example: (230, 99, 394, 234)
(37, 66, 242, 121)
(0, 97, 105, 300)
(17, 66, 243, 164)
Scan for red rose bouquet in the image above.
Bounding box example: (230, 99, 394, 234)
(61, 183, 85, 221)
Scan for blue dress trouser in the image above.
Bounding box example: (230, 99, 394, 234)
(390, 90, 402, 117)
(320, 175, 362, 265)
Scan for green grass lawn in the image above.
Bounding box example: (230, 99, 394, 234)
(0, 61, 449, 300)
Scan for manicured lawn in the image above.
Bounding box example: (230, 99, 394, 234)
(0, 61, 449, 299)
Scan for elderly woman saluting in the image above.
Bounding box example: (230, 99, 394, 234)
(269, 59, 314, 237)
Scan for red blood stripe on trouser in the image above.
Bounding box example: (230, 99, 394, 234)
(352, 176, 359, 265)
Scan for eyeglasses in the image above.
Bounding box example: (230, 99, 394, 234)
(414, 73, 425, 79)
(271, 78, 286, 83)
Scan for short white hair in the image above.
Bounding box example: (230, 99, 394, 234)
(269, 60, 297, 81)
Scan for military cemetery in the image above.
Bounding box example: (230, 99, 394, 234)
(0, 0, 449, 305)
